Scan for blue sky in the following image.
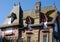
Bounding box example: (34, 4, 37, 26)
(0, 0, 60, 25)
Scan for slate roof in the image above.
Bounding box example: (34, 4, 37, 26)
(0, 4, 57, 28)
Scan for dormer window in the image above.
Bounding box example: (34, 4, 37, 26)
(8, 13, 17, 24)
(11, 16, 15, 23)
(25, 16, 34, 24)
(8, 18, 11, 24)
(25, 16, 34, 31)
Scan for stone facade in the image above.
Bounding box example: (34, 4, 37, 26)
(0, 2, 59, 42)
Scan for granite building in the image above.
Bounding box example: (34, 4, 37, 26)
(0, 2, 60, 42)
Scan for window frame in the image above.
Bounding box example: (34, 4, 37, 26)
(43, 35, 47, 42)
(5, 28, 13, 35)
(27, 36, 31, 42)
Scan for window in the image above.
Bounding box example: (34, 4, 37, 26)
(27, 36, 31, 42)
(11, 17, 15, 23)
(43, 35, 47, 42)
(8, 13, 17, 24)
(25, 16, 34, 24)
(53, 38, 59, 42)
(8, 17, 15, 24)
(5, 28, 13, 35)
(8, 18, 11, 24)
(54, 21, 58, 32)
(23, 20, 27, 25)
(53, 38, 56, 42)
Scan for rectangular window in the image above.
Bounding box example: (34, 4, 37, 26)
(53, 38, 59, 42)
(11, 17, 14, 23)
(5, 28, 13, 35)
(27, 36, 31, 42)
(43, 35, 47, 42)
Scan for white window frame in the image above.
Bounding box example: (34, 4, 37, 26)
(43, 35, 47, 42)
(5, 28, 13, 34)
(8, 18, 11, 24)
(8, 17, 14, 24)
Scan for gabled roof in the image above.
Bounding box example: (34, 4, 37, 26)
(3, 4, 22, 26)
(0, 5, 57, 28)
(0, 4, 23, 28)
(23, 6, 57, 23)
(23, 6, 57, 19)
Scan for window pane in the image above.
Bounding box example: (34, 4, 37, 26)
(43, 35, 47, 42)
(11, 17, 15, 23)
(8, 17, 15, 24)
(27, 36, 31, 42)
(5, 28, 13, 34)
(8, 18, 11, 24)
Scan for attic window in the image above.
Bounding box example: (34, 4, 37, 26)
(8, 13, 17, 24)
(25, 16, 34, 24)
(8, 18, 11, 24)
